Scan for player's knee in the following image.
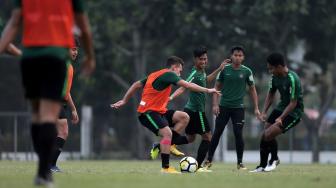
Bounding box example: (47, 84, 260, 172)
(161, 128, 172, 139)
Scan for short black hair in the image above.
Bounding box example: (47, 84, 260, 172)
(231, 46, 245, 55)
(267, 52, 285, 66)
(193, 46, 207, 58)
(166, 56, 184, 67)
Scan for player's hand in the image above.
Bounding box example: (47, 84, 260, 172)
(81, 56, 96, 77)
(219, 59, 231, 70)
(110, 100, 126, 109)
(275, 118, 283, 126)
(257, 112, 267, 122)
(254, 108, 261, 118)
(207, 88, 221, 95)
(71, 110, 79, 124)
(213, 105, 220, 116)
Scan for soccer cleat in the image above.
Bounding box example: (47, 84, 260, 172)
(150, 143, 160, 160)
(249, 166, 265, 173)
(170, 144, 185, 156)
(197, 167, 213, 173)
(264, 159, 280, 172)
(34, 175, 54, 187)
(203, 160, 212, 169)
(161, 167, 181, 174)
(237, 163, 248, 170)
(50, 166, 62, 173)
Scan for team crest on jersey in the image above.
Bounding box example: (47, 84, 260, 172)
(239, 74, 243, 78)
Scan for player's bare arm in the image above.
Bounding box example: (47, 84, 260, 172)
(212, 81, 222, 116)
(259, 91, 276, 122)
(249, 85, 260, 117)
(6, 43, 22, 56)
(206, 59, 230, 82)
(170, 87, 186, 101)
(67, 93, 79, 124)
(177, 80, 221, 95)
(110, 81, 144, 109)
(75, 13, 95, 76)
(275, 99, 298, 125)
(0, 9, 21, 54)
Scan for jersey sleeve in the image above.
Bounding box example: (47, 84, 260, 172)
(161, 72, 181, 85)
(289, 73, 301, 100)
(246, 69, 255, 86)
(140, 77, 147, 85)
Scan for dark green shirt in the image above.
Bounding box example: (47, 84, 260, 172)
(141, 71, 181, 91)
(14, 0, 85, 60)
(217, 64, 255, 108)
(184, 67, 207, 112)
(269, 70, 304, 118)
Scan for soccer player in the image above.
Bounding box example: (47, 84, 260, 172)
(111, 56, 220, 174)
(204, 46, 260, 170)
(169, 46, 227, 172)
(0, 0, 95, 186)
(50, 38, 80, 172)
(250, 52, 304, 173)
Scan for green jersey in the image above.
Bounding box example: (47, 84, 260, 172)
(269, 70, 304, 118)
(140, 71, 181, 91)
(217, 64, 254, 108)
(184, 67, 207, 112)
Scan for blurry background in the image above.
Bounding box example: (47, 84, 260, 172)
(0, 0, 335, 163)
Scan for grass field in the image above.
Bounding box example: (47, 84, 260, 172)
(0, 160, 335, 188)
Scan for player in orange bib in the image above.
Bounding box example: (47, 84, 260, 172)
(111, 56, 220, 173)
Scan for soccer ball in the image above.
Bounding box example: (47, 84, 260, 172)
(179, 156, 198, 173)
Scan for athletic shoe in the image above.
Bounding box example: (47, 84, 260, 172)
(161, 167, 181, 174)
(203, 160, 212, 169)
(249, 166, 265, 173)
(237, 163, 248, 170)
(170, 144, 185, 156)
(264, 159, 280, 172)
(150, 143, 160, 160)
(34, 175, 53, 187)
(50, 166, 62, 173)
(197, 167, 213, 173)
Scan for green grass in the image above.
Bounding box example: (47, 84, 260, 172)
(0, 160, 335, 188)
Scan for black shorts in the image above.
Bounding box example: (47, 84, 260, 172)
(59, 104, 69, 119)
(267, 109, 301, 133)
(184, 108, 210, 135)
(138, 110, 175, 136)
(20, 56, 69, 101)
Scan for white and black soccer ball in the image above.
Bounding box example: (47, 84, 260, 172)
(179, 156, 198, 173)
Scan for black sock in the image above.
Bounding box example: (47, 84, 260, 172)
(161, 153, 170, 168)
(269, 139, 279, 162)
(38, 123, 57, 179)
(172, 130, 189, 145)
(259, 139, 270, 168)
(196, 140, 210, 166)
(51, 137, 66, 166)
(31, 123, 41, 155)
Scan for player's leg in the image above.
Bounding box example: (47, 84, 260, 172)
(51, 117, 68, 172)
(195, 111, 211, 168)
(231, 108, 246, 170)
(205, 107, 230, 167)
(196, 132, 212, 172)
(166, 110, 189, 156)
(263, 121, 280, 169)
